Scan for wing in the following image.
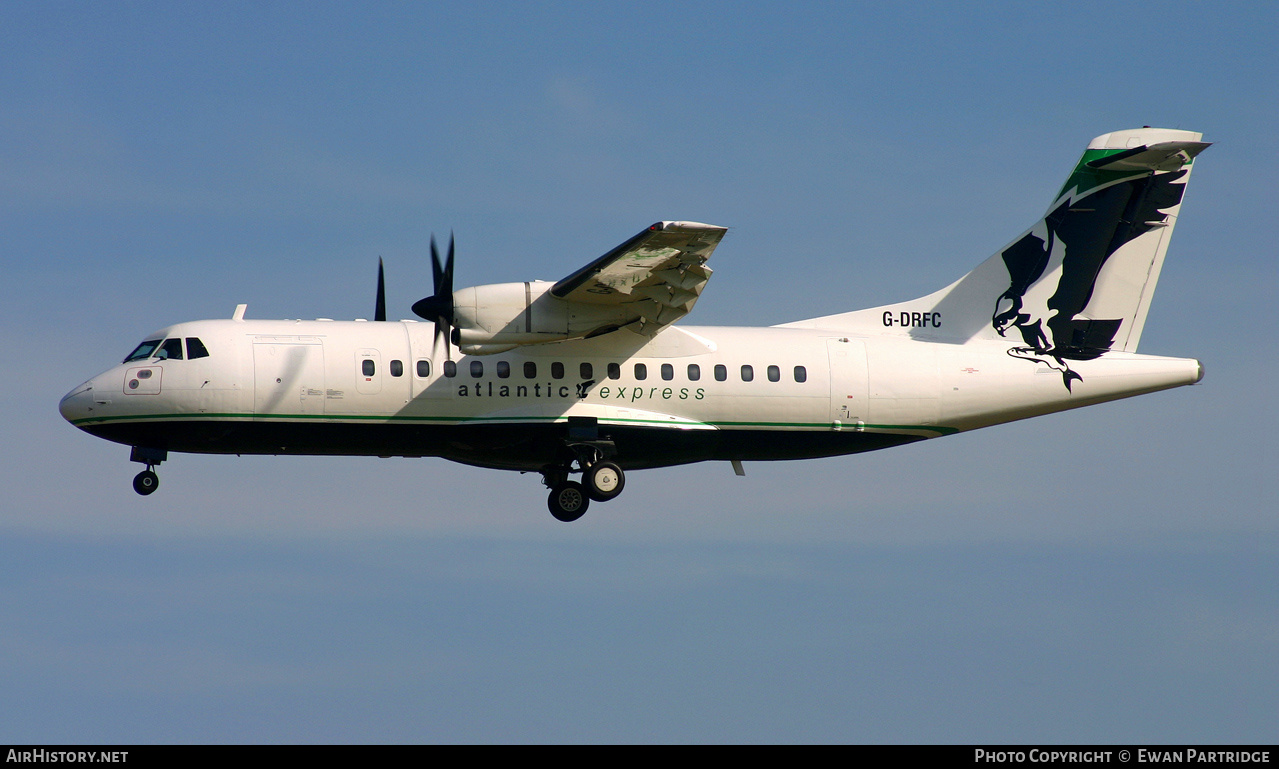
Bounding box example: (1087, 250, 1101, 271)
(551, 221, 726, 335)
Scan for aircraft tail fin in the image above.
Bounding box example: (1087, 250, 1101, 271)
(782, 127, 1208, 357)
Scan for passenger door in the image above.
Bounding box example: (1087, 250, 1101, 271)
(827, 338, 868, 430)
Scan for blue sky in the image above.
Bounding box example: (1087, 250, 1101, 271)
(2, 1, 1277, 743)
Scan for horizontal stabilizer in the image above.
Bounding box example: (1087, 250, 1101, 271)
(1085, 140, 1211, 172)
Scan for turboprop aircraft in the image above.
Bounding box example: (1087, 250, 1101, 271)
(60, 127, 1209, 521)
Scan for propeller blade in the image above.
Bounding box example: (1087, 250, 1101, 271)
(430, 234, 443, 291)
(433, 319, 450, 363)
(444, 232, 455, 295)
(442, 233, 455, 360)
(374, 257, 386, 322)
(412, 233, 457, 361)
(431, 317, 445, 362)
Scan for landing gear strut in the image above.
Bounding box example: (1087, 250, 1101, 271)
(129, 446, 167, 497)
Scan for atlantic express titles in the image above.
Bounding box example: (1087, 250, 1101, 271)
(454, 379, 706, 402)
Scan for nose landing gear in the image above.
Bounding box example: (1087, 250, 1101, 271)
(129, 446, 167, 496)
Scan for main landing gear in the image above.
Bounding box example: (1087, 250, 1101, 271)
(129, 446, 167, 496)
(542, 446, 627, 523)
(540, 418, 627, 522)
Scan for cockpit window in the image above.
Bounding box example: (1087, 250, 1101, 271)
(123, 339, 163, 363)
(186, 338, 210, 359)
(156, 338, 184, 360)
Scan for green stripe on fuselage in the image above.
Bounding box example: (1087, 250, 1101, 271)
(71, 411, 958, 436)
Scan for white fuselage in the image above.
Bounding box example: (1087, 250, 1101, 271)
(59, 317, 1202, 472)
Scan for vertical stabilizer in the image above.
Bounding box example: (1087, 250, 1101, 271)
(782, 128, 1208, 388)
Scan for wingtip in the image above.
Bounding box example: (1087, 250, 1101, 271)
(659, 221, 728, 232)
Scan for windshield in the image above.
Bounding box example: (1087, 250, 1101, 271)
(123, 339, 163, 363)
(155, 338, 183, 360)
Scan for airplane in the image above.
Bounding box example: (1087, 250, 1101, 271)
(60, 127, 1209, 522)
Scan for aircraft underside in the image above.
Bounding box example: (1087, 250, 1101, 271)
(80, 418, 926, 520)
(82, 419, 924, 471)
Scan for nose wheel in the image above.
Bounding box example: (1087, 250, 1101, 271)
(128, 447, 167, 496)
(133, 469, 159, 496)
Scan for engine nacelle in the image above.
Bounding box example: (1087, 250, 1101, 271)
(451, 281, 634, 354)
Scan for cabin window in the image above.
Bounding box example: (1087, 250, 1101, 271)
(661, 363, 674, 381)
(524, 361, 537, 378)
(444, 360, 457, 378)
(186, 338, 210, 360)
(634, 363, 647, 380)
(580, 362, 593, 380)
(417, 360, 431, 378)
(157, 338, 184, 360)
(767, 365, 780, 382)
(497, 361, 511, 379)
(607, 363, 621, 380)
(794, 365, 807, 383)
(741, 365, 754, 382)
(551, 362, 564, 379)
(470, 360, 484, 378)
(714, 364, 727, 381)
(390, 360, 404, 377)
(688, 364, 701, 381)
(362, 359, 375, 377)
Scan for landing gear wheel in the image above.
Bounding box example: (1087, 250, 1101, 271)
(548, 481, 589, 522)
(585, 461, 625, 502)
(133, 469, 159, 496)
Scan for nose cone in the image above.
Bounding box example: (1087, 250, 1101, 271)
(59, 380, 95, 425)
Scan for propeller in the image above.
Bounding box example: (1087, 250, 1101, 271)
(374, 257, 387, 322)
(411, 233, 456, 360)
